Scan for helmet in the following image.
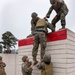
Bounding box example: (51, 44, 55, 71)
(50, 0, 55, 4)
(22, 55, 27, 62)
(0, 56, 2, 60)
(31, 12, 38, 18)
(43, 54, 51, 64)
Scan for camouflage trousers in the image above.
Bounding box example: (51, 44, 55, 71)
(52, 12, 68, 28)
(32, 32, 46, 61)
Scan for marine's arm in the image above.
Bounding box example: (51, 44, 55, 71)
(46, 6, 53, 18)
(31, 20, 36, 35)
(22, 64, 32, 73)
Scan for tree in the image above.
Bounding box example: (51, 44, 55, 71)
(0, 31, 18, 52)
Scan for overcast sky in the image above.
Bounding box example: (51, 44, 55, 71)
(0, 0, 75, 41)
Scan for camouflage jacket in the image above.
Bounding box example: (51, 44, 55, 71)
(31, 18, 54, 35)
(0, 62, 6, 70)
(21, 62, 32, 75)
(31, 17, 39, 35)
(47, 0, 69, 16)
(0, 62, 6, 75)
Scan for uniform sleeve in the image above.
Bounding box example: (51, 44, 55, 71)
(22, 64, 32, 73)
(46, 6, 53, 17)
(31, 20, 36, 35)
(2, 62, 6, 67)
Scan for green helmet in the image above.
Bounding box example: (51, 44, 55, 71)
(43, 54, 51, 64)
(22, 55, 27, 62)
(31, 12, 38, 18)
(0, 56, 2, 60)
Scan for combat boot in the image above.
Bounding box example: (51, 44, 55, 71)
(34, 60, 38, 65)
(51, 24, 55, 32)
(52, 27, 55, 32)
(59, 25, 65, 30)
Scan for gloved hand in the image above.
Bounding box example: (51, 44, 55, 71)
(46, 15, 50, 18)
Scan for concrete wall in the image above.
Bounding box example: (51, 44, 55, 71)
(18, 29, 75, 75)
(0, 29, 75, 75)
(0, 54, 18, 75)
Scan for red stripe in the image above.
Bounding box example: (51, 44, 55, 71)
(18, 29, 67, 47)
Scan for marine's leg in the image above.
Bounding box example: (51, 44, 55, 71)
(51, 15, 60, 31)
(32, 34, 39, 64)
(60, 13, 66, 30)
(39, 33, 46, 60)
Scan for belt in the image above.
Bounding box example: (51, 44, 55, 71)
(36, 30, 46, 33)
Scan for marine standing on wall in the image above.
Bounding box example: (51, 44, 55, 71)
(45, 0, 69, 31)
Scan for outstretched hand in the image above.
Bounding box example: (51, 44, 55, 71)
(44, 15, 50, 19)
(32, 61, 35, 66)
(43, 16, 47, 19)
(46, 15, 50, 18)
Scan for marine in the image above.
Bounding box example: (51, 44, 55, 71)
(37, 54, 53, 75)
(0, 56, 6, 75)
(45, 0, 69, 31)
(21, 55, 34, 75)
(31, 12, 55, 64)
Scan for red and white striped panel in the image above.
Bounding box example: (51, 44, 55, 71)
(18, 29, 75, 75)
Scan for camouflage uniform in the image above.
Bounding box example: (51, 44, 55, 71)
(21, 56, 33, 75)
(31, 14, 40, 35)
(31, 12, 54, 62)
(37, 54, 53, 75)
(46, 0, 69, 30)
(31, 18, 54, 62)
(0, 56, 6, 75)
(31, 12, 54, 35)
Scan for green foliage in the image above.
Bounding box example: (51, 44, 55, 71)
(0, 31, 18, 50)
